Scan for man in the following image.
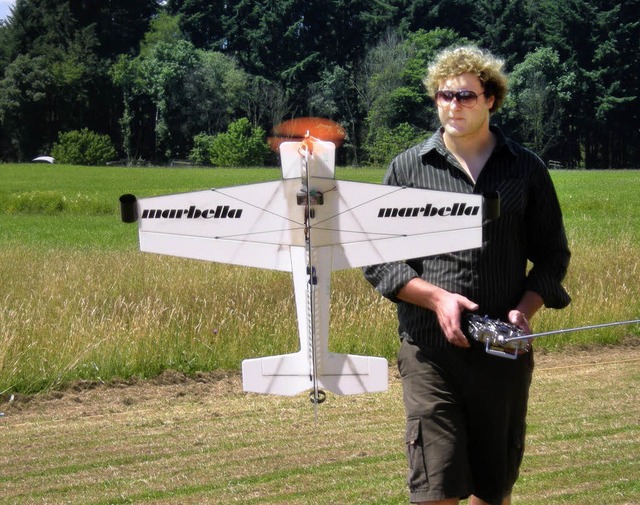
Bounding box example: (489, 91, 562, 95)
(364, 45, 571, 505)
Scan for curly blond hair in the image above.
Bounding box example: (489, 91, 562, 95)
(424, 45, 508, 113)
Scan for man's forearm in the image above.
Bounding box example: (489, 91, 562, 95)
(396, 277, 445, 311)
(397, 278, 479, 348)
(514, 291, 544, 321)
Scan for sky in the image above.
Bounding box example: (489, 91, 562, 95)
(0, 0, 14, 21)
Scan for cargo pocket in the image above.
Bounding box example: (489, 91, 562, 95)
(506, 425, 526, 488)
(405, 418, 428, 491)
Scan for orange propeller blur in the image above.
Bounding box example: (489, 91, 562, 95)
(269, 117, 346, 152)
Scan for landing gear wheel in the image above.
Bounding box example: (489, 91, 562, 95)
(309, 389, 326, 404)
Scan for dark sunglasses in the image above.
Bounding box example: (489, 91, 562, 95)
(435, 89, 485, 108)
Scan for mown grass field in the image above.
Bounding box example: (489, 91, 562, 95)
(1, 347, 638, 504)
(0, 164, 639, 504)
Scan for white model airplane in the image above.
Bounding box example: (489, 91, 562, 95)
(121, 135, 496, 406)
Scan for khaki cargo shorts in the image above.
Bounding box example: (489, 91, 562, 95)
(397, 338, 533, 504)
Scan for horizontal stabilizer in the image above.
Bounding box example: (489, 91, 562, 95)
(242, 351, 388, 396)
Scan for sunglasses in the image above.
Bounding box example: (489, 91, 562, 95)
(435, 90, 485, 108)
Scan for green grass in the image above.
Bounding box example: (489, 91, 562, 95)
(0, 164, 384, 249)
(0, 164, 639, 395)
(551, 170, 640, 241)
(2, 164, 638, 248)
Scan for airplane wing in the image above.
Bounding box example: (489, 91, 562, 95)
(128, 181, 299, 271)
(303, 180, 483, 269)
(123, 179, 484, 271)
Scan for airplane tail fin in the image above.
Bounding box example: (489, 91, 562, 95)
(241, 351, 388, 397)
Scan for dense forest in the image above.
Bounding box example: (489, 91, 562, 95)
(0, 0, 638, 168)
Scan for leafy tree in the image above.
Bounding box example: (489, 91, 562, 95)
(0, 0, 159, 160)
(109, 54, 149, 162)
(188, 132, 213, 165)
(589, 1, 640, 168)
(308, 66, 362, 164)
(0, 54, 53, 159)
(0, 20, 12, 70)
(165, 0, 229, 49)
(51, 128, 116, 165)
(529, 0, 601, 167)
(360, 30, 413, 143)
(140, 10, 185, 50)
(366, 122, 426, 166)
(244, 76, 291, 134)
(168, 0, 397, 127)
(7, 0, 75, 58)
(111, 36, 199, 161)
(394, 0, 477, 40)
(69, 0, 160, 59)
(0, 36, 99, 159)
(191, 118, 271, 166)
(469, 0, 548, 66)
(112, 26, 251, 162)
(501, 47, 574, 159)
(139, 40, 199, 160)
(185, 50, 249, 135)
(527, 0, 640, 168)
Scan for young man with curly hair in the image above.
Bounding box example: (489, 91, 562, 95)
(364, 45, 571, 505)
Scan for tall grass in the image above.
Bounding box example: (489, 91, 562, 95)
(0, 165, 638, 395)
(0, 247, 399, 394)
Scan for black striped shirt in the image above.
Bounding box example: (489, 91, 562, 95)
(364, 126, 571, 349)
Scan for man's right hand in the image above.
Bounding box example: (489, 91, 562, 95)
(397, 278, 478, 348)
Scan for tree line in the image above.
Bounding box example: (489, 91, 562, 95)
(0, 0, 638, 168)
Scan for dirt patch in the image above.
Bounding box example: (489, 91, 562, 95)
(2, 341, 639, 421)
(534, 335, 640, 368)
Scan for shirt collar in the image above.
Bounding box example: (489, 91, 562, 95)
(418, 125, 517, 159)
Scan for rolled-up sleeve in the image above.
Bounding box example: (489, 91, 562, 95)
(362, 155, 421, 302)
(363, 261, 419, 303)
